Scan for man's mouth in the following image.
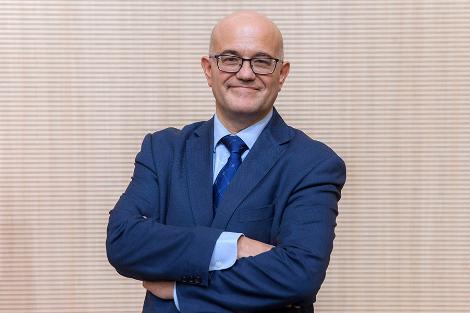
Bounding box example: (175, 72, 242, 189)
(229, 86, 259, 91)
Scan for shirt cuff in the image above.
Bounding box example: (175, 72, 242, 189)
(173, 283, 180, 311)
(209, 232, 243, 271)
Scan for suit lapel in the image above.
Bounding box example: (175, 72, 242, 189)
(185, 118, 214, 226)
(211, 109, 294, 229)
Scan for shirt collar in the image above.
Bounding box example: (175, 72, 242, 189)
(213, 109, 273, 152)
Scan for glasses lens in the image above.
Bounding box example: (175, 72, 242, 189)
(252, 58, 276, 74)
(218, 55, 242, 73)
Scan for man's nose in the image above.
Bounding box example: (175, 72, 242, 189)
(236, 59, 256, 80)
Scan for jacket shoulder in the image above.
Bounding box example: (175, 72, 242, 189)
(137, 121, 206, 164)
(288, 127, 345, 166)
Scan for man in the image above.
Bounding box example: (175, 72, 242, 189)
(106, 11, 346, 313)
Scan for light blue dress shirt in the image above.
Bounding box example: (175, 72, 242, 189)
(174, 109, 273, 309)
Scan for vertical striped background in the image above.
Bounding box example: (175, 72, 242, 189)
(1, 1, 469, 312)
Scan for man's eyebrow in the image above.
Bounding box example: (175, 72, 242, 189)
(218, 49, 241, 56)
(218, 50, 276, 59)
(252, 52, 276, 59)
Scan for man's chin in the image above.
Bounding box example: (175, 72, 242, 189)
(227, 102, 260, 115)
(226, 93, 261, 108)
(226, 104, 272, 122)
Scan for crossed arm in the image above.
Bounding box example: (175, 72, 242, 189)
(106, 133, 346, 312)
(142, 236, 274, 300)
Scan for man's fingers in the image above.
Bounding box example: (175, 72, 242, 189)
(142, 280, 175, 300)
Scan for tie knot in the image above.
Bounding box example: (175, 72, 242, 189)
(220, 135, 248, 154)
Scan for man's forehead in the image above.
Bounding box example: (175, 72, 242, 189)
(210, 11, 283, 56)
(211, 25, 281, 56)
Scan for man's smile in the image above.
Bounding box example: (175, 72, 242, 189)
(228, 86, 260, 91)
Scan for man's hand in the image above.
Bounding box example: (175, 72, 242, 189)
(142, 280, 175, 300)
(237, 235, 274, 259)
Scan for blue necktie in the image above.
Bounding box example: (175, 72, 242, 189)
(213, 135, 248, 209)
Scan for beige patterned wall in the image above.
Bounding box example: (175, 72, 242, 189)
(1, 1, 469, 312)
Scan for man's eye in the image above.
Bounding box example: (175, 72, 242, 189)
(221, 56, 240, 63)
(253, 59, 272, 66)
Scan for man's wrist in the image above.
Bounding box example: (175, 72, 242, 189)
(236, 235, 246, 259)
(237, 235, 274, 259)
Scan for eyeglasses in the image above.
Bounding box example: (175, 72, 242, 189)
(210, 54, 281, 75)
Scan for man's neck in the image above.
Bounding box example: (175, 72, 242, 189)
(215, 109, 272, 134)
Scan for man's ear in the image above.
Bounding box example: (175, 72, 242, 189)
(278, 61, 290, 91)
(201, 56, 213, 87)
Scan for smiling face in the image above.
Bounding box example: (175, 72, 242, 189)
(201, 11, 290, 132)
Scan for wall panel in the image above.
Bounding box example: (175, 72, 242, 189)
(1, 1, 469, 312)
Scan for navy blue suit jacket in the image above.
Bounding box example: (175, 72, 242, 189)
(106, 108, 346, 313)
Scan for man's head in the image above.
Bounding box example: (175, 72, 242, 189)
(201, 11, 290, 132)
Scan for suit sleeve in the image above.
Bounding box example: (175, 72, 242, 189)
(106, 133, 223, 286)
(176, 154, 346, 313)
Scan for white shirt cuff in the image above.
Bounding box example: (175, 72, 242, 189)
(173, 283, 180, 311)
(209, 232, 243, 271)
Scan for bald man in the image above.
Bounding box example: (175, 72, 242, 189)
(106, 11, 346, 313)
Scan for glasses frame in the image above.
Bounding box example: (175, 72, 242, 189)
(210, 54, 281, 75)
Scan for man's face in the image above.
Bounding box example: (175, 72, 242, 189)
(201, 19, 289, 128)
